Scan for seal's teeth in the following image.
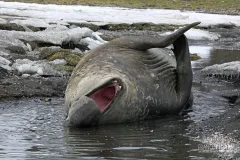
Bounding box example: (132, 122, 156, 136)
(118, 86, 122, 90)
(113, 80, 118, 83)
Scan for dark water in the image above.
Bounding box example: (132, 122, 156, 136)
(0, 47, 240, 160)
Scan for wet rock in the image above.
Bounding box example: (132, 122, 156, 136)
(189, 99, 240, 141)
(131, 23, 177, 32)
(0, 23, 25, 31)
(69, 22, 100, 32)
(0, 66, 10, 78)
(98, 29, 170, 41)
(54, 65, 75, 72)
(100, 23, 130, 31)
(0, 56, 12, 71)
(100, 34, 119, 41)
(20, 40, 39, 51)
(210, 23, 236, 29)
(100, 23, 180, 32)
(218, 89, 240, 103)
(32, 40, 57, 48)
(5, 46, 26, 55)
(40, 47, 68, 59)
(0, 76, 68, 98)
(27, 26, 44, 32)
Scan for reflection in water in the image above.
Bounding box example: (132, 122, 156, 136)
(0, 48, 239, 159)
(209, 49, 240, 65)
(190, 46, 240, 70)
(190, 45, 212, 69)
(64, 118, 194, 159)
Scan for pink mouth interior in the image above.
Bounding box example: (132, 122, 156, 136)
(88, 83, 119, 112)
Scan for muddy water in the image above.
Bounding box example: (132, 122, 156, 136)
(0, 47, 240, 160)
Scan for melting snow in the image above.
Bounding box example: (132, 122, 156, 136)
(0, 2, 239, 27)
(12, 59, 65, 76)
(201, 61, 240, 78)
(162, 28, 221, 41)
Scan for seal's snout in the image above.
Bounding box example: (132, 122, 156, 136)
(65, 96, 101, 127)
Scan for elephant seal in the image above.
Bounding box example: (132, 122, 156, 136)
(65, 22, 200, 127)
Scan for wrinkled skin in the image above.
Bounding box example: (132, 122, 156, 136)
(65, 22, 200, 127)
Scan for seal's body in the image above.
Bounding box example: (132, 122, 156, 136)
(65, 22, 200, 127)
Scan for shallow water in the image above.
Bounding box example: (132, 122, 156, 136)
(0, 47, 240, 160)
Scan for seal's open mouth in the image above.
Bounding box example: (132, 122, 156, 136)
(87, 79, 122, 112)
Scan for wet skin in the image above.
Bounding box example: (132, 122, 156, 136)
(65, 22, 200, 127)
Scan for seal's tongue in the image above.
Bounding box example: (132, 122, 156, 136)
(88, 82, 120, 112)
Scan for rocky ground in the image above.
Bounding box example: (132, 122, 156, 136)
(1, 23, 239, 99)
(1, 18, 221, 99)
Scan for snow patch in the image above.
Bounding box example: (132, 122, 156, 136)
(0, 1, 239, 27)
(201, 61, 240, 79)
(0, 27, 93, 46)
(12, 59, 65, 76)
(49, 59, 67, 65)
(185, 29, 220, 41)
(162, 29, 220, 41)
(79, 37, 105, 50)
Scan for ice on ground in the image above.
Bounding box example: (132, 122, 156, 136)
(201, 61, 240, 79)
(0, 1, 239, 27)
(0, 27, 107, 53)
(162, 28, 221, 41)
(49, 59, 67, 65)
(0, 50, 9, 56)
(0, 1, 233, 42)
(0, 56, 12, 70)
(92, 32, 107, 43)
(12, 59, 66, 76)
(0, 35, 27, 50)
(0, 27, 93, 45)
(80, 37, 105, 50)
(183, 29, 220, 41)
